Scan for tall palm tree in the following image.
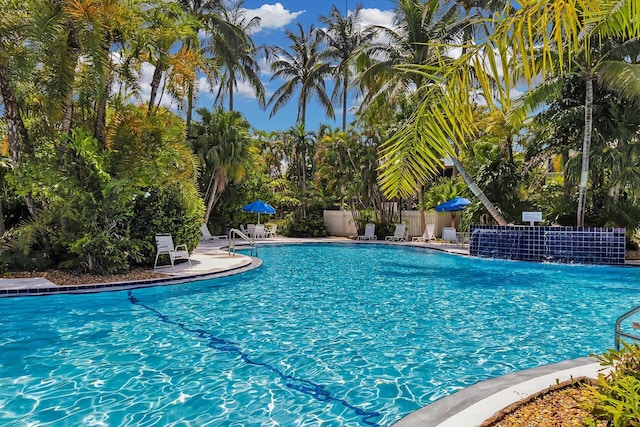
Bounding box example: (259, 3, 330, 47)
(267, 23, 334, 127)
(319, 4, 377, 131)
(377, 0, 640, 227)
(0, 0, 32, 166)
(211, 0, 265, 112)
(190, 107, 252, 224)
(359, 0, 466, 106)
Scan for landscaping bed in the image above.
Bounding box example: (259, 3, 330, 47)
(2, 269, 169, 286)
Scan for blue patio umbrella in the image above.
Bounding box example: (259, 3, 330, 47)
(435, 197, 472, 212)
(436, 197, 471, 228)
(242, 200, 276, 224)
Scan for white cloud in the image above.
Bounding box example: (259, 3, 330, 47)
(359, 8, 396, 30)
(196, 76, 262, 103)
(240, 3, 304, 32)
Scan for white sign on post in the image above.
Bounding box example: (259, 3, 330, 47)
(522, 211, 542, 226)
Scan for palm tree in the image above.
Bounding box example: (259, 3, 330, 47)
(280, 123, 316, 193)
(377, 0, 640, 227)
(211, 0, 265, 112)
(319, 4, 377, 131)
(267, 23, 334, 127)
(359, 0, 466, 105)
(190, 107, 253, 224)
(0, 0, 32, 166)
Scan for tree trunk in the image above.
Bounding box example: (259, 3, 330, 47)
(229, 81, 234, 111)
(451, 156, 507, 226)
(93, 33, 112, 147)
(148, 61, 164, 113)
(417, 184, 426, 232)
(576, 76, 593, 227)
(0, 63, 30, 166)
(186, 83, 194, 138)
(60, 25, 80, 138)
(342, 74, 348, 131)
(203, 170, 224, 225)
(93, 75, 111, 147)
(0, 198, 5, 236)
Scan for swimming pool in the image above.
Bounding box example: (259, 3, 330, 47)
(1, 243, 639, 426)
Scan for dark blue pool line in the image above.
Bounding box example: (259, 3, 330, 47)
(127, 290, 382, 426)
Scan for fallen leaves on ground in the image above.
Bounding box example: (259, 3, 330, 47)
(483, 381, 605, 427)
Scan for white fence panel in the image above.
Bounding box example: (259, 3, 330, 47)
(323, 210, 358, 237)
(323, 210, 453, 238)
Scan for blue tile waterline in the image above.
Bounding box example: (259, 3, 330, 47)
(126, 289, 383, 426)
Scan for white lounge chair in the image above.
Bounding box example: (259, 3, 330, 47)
(265, 224, 277, 238)
(200, 223, 227, 242)
(154, 234, 191, 271)
(441, 227, 458, 245)
(412, 224, 436, 242)
(357, 223, 377, 240)
(246, 224, 256, 238)
(385, 224, 407, 242)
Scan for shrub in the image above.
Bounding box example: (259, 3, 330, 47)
(281, 212, 328, 237)
(583, 341, 640, 426)
(130, 185, 203, 264)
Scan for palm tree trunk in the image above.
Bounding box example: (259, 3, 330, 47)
(60, 25, 80, 138)
(576, 75, 593, 227)
(0, 198, 4, 236)
(229, 81, 234, 111)
(342, 76, 348, 131)
(417, 184, 426, 232)
(0, 63, 30, 165)
(451, 156, 507, 226)
(203, 171, 224, 224)
(148, 61, 164, 113)
(186, 83, 194, 137)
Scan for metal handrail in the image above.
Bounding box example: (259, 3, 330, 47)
(228, 228, 257, 257)
(615, 305, 640, 349)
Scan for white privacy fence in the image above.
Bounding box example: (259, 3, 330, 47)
(323, 210, 455, 238)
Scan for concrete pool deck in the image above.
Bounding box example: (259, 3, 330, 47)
(0, 236, 616, 425)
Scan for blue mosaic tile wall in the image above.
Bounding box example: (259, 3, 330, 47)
(469, 225, 626, 265)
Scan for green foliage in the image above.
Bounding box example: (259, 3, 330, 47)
(584, 342, 640, 426)
(2, 105, 202, 273)
(421, 176, 467, 211)
(281, 212, 327, 237)
(353, 209, 395, 238)
(130, 186, 203, 263)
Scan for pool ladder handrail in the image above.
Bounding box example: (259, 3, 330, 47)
(228, 228, 257, 257)
(615, 305, 640, 349)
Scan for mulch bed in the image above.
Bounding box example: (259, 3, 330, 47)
(2, 268, 169, 286)
(481, 379, 604, 427)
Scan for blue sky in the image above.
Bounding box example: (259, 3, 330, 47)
(196, 1, 397, 132)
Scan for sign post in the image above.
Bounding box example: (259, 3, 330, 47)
(522, 211, 542, 226)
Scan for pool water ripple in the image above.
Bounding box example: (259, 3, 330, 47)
(126, 290, 382, 426)
(2, 243, 640, 426)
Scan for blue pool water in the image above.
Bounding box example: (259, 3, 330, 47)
(2, 243, 640, 426)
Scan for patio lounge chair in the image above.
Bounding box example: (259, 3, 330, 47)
(154, 234, 191, 271)
(385, 224, 407, 242)
(412, 224, 435, 242)
(442, 227, 458, 245)
(357, 223, 377, 240)
(265, 224, 277, 238)
(200, 223, 227, 242)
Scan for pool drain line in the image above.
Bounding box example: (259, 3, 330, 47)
(127, 290, 382, 426)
